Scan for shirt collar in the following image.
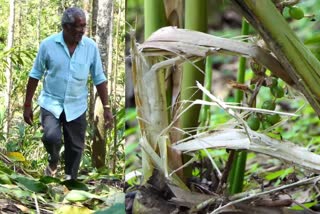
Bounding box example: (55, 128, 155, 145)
(55, 31, 85, 46)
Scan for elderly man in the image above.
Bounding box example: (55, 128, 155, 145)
(23, 7, 113, 180)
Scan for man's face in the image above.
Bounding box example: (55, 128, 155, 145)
(66, 16, 86, 43)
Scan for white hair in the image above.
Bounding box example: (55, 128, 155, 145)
(61, 7, 86, 26)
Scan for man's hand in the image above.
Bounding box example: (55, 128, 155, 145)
(23, 106, 33, 125)
(103, 107, 113, 129)
(24, 77, 39, 125)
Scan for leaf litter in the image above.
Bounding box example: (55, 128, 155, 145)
(0, 153, 124, 214)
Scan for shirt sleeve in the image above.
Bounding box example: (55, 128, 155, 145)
(90, 44, 107, 85)
(29, 42, 47, 80)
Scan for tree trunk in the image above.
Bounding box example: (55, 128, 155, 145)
(107, 2, 113, 86)
(83, 0, 91, 36)
(92, 0, 113, 169)
(4, 0, 15, 140)
(36, 0, 42, 45)
(17, 0, 22, 49)
(91, 0, 98, 36)
(88, 0, 98, 130)
(84, 0, 95, 156)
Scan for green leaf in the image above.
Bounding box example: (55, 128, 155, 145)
(304, 34, 320, 45)
(11, 188, 33, 199)
(0, 173, 12, 184)
(64, 190, 98, 202)
(116, 107, 126, 126)
(124, 126, 138, 136)
(15, 54, 24, 66)
(124, 142, 138, 155)
(93, 203, 125, 214)
(54, 205, 92, 214)
(264, 167, 294, 181)
(7, 152, 25, 162)
(290, 201, 317, 210)
(0, 185, 32, 199)
(102, 192, 125, 206)
(0, 164, 13, 175)
(0, 186, 11, 195)
(61, 180, 89, 191)
(39, 176, 61, 184)
(14, 176, 48, 193)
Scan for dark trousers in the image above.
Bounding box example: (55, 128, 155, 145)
(40, 108, 87, 179)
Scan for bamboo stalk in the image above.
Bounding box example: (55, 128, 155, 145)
(235, 19, 250, 104)
(180, 0, 207, 133)
(180, 0, 208, 178)
(139, 0, 169, 183)
(229, 19, 250, 194)
(144, 0, 167, 39)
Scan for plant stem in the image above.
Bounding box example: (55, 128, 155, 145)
(181, 0, 208, 179)
(228, 18, 249, 194)
(144, 0, 167, 39)
(142, 0, 168, 183)
(199, 56, 212, 128)
(181, 0, 207, 135)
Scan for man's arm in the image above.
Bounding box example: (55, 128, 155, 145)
(95, 81, 113, 129)
(23, 77, 39, 125)
(96, 81, 108, 106)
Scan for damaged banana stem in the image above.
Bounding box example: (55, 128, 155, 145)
(140, 27, 296, 88)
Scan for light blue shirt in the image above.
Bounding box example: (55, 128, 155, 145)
(29, 31, 106, 122)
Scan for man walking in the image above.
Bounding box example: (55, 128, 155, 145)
(23, 7, 113, 180)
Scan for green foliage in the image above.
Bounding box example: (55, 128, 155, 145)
(101, 0, 126, 177)
(290, 201, 318, 210)
(264, 167, 294, 184)
(0, 156, 124, 212)
(94, 203, 125, 214)
(55, 205, 93, 214)
(39, 176, 61, 184)
(124, 108, 141, 186)
(0, 172, 12, 184)
(13, 175, 48, 193)
(64, 190, 97, 202)
(61, 180, 89, 191)
(126, 0, 144, 42)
